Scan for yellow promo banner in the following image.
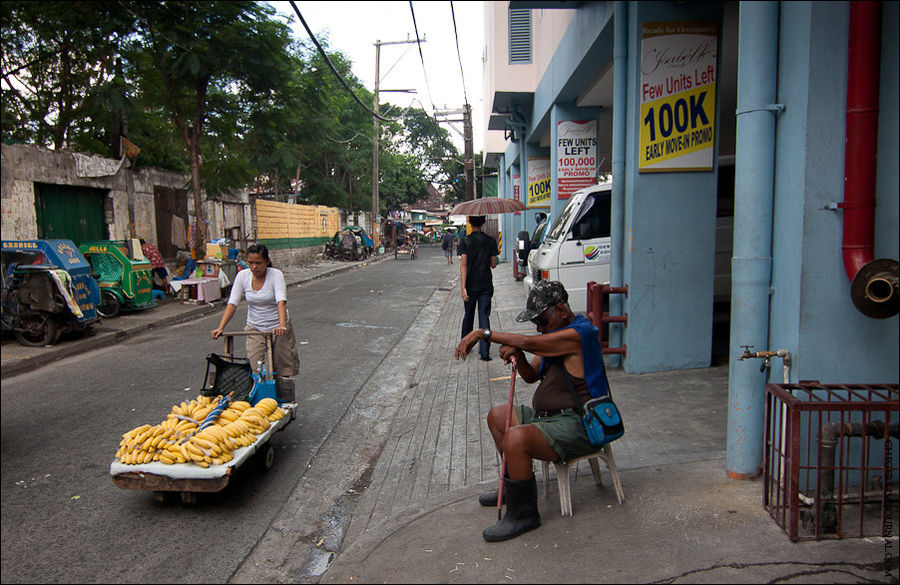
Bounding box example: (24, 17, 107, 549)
(639, 20, 718, 172)
(527, 157, 551, 208)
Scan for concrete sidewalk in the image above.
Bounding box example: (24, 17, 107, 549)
(319, 273, 893, 584)
(0, 253, 391, 380)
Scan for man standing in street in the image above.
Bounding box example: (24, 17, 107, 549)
(441, 229, 456, 264)
(458, 216, 499, 361)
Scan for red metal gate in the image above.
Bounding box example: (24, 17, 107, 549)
(763, 382, 898, 541)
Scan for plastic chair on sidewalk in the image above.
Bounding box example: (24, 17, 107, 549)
(541, 442, 625, 516)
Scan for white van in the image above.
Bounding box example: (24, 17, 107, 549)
(524, 182, 612, 314)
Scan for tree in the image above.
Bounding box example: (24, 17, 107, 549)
(1, 1, 135, 152)
(124, 0, 294, 255)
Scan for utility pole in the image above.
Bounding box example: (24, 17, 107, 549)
(435, 105, 476, 200)
(372, 37, 422, 247)
(463, 103, 475, 201)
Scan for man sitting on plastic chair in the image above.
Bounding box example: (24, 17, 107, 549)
(455, 280, 622, 542)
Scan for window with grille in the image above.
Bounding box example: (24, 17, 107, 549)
(508, 8, 532, 64)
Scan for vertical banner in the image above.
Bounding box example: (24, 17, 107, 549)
(639, 20, 718, 172)
(527, 157, 551, 207)
(513, 173, 521, 202)
(556, 120, 597, 199)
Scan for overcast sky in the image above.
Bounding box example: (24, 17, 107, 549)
(269, 1, 486, 154)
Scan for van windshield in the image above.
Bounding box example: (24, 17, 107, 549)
(545, 196, 582, 241)
(530, 217, 549, 249)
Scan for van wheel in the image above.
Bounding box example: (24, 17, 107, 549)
(96, 290, 121, 318)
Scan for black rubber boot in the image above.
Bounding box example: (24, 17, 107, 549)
(482, 475, 541, 542)
(478, 489, 499, 507)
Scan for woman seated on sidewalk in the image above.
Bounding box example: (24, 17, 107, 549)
(454, 280, 612, 542)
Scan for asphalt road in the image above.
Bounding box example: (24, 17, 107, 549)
(0, 247, 456, 584)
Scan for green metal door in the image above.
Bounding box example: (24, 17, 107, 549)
(35, 183, 107, 246)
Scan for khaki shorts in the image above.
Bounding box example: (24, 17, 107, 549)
(515, 405, 596, 463)
(244, 322, 299, 378)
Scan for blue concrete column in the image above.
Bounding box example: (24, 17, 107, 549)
(608, 1, 628, 368)
(727, 1, 779, 479)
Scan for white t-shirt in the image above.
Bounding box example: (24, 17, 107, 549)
(228, 267, 289, 330)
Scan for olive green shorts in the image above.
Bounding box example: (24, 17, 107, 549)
(515, 405, 597, 463)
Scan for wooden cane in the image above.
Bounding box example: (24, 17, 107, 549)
(497, 355, 517, 520)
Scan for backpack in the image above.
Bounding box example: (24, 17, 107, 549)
(441, 234, 450, 250)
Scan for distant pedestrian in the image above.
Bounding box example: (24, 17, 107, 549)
(457, 216, 498, 361)
(441, 230, 456, 264)
(140, 239, 169, 294)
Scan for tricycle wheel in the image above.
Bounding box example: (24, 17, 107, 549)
(96, 290, 121, 319)
(15, 314, 60, 346)
(257, 444, 275, 472)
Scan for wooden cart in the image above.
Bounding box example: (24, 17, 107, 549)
(110, 331, 295, 503)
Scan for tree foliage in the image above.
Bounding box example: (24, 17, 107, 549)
(1, 1, 463, 249)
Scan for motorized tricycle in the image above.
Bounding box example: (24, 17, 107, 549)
(79, 240, 156, 318)
(324, 226, 374, 261)
(1, 239, 102, 346)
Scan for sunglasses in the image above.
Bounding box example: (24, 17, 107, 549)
(531, 307, 554, 328)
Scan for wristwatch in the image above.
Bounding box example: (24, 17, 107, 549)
(482, 329, 492, 341)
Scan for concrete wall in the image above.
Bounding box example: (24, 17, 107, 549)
(1, 143, 188, 245)
(769, 1, 899, 384)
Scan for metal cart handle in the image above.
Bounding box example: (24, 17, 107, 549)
(216, 331, 274, 375)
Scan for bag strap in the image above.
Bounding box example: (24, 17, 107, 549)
(560, 358, 616, 413)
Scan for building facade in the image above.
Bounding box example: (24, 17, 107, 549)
(483, 1, 898, 477)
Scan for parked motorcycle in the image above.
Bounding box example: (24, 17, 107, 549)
(1, 239, 102, 346)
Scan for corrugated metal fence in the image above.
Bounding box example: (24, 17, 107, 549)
(255, 199, 340, 250)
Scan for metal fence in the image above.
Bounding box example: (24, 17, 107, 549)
(763, 383, 898, 541)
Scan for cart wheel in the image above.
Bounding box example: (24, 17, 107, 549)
(257, 444, 275, 472)
(96, 290, 121, 319)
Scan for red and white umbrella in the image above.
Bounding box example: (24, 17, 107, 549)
(450, 197, 527, 216)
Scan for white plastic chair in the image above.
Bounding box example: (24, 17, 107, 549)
(541, 442, 625, 516)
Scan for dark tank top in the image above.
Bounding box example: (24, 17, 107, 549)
(532, 363, 591, 412)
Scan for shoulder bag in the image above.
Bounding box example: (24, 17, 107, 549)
(562, 366, 625, 446)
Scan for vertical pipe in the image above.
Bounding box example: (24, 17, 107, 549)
(609, 1, 628, 368)
(841, 1, 881, 282)
(726, 1, 779, 479)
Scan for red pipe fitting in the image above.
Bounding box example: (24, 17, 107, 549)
(841, 1, 898, 319)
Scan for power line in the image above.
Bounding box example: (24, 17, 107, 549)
(449, 1, 468, 106)
(408, 1, 436, 112)
(288, 0, 396, 123)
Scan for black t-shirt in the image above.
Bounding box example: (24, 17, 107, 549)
(458, 231, 499, 294)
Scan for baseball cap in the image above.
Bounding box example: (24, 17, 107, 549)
(516, 280, 569, 322)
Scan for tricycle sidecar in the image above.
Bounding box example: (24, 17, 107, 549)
(1, 239, 102, 346)
(79, 240, 156, 318)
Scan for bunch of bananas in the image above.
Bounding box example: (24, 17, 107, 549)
(116, 395, 287, 467)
